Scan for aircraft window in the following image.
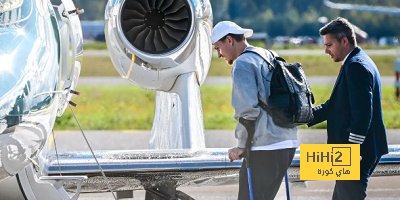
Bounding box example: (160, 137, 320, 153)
(0, 0, 32, 25)
(0, 0, 23, 12)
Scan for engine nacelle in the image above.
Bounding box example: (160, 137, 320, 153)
(105, 0, 213, 149)
(105, 0, 213, 91)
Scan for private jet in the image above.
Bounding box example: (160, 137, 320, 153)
(0, 0, 399, 199)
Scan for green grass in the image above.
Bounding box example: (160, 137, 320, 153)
(209, 55, 398, 77)
(80, 56, 120, 77)
(80, 55, 397, 77)
(287, 55, 397, 76)
(83, 42, 108, 50)
(54, 85, 400, 130)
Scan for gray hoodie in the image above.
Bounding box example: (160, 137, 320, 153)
(231, 46, 298, 148)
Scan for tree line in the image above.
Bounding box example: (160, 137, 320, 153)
(63, 0, 400, 38)
(211, 0, 400, 38)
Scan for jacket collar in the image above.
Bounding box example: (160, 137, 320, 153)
(343, 46, 361, 66)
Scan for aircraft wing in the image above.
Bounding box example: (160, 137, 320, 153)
(44, 146, 400, 193)
(323, 0, 400, 15)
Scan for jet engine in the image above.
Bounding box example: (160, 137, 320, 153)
(105, 0, 213, 149)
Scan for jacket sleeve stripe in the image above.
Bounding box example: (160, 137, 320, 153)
(312, 105, 323, 111)
(349, 136, 364, 142)
(350, 133, 366, 139)
(349, 138, 363, 144)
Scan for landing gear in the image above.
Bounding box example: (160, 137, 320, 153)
(14, 165, 86, 200)
(145, 183, 194, 200)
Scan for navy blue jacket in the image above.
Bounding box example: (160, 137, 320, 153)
(308, 47, 388, 159)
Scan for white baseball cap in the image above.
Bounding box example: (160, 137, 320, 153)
(211, 21, 253, 44)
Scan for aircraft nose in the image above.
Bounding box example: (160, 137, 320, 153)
(0, 5, 60, 131)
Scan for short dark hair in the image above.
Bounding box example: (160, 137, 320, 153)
(319, 17, 357, 46)
(219, 34, 245, 43)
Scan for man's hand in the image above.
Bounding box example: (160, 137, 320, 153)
(228, 147, 245, 162)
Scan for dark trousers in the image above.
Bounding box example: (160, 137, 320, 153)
(332, 156, 381, 200)
(238, 148, 296, 200)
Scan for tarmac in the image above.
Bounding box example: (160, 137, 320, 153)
(78, 76, 396, 86)
(53, 130, 400, 151)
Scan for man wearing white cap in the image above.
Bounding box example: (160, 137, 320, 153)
(211, 21, 298, 200)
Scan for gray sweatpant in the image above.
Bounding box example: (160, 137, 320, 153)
(238, 148, 296, 200)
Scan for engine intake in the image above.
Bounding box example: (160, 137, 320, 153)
(121, 0, 191, 54)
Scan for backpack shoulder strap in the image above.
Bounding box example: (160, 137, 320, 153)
(267, 49, 286, 63)
(240, 49, 274, 71)
(240, 49, 274, 112)
(266, 49, 277, 58)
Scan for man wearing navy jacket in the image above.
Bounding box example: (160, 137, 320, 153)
(308, 17, 388, 199)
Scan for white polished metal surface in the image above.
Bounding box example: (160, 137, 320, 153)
(105, 0, 212, 150)
(0, 0, 84, 199)
(0, 0, 60, 183)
